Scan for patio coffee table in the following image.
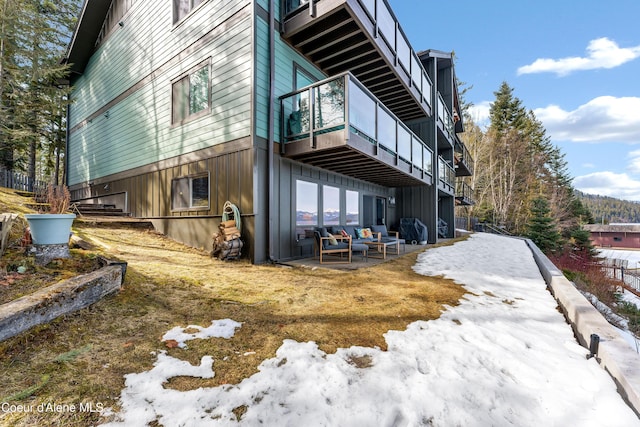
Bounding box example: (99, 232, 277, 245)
(363, 240, 396, 259)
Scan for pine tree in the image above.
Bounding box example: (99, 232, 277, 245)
(0, 0, 79, 186)
(526, 197, 561, 253)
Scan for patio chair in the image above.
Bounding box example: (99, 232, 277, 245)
(438, 218, 448, 238)
(314, 228, 352, 264)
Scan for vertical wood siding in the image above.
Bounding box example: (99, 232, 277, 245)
(269, 155, 390, 260)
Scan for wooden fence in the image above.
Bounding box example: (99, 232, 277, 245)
(0, 168, 47, 193)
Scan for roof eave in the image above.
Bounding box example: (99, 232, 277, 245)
(64, 0, 112, 75)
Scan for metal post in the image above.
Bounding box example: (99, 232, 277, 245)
(588, 334, 600, 359)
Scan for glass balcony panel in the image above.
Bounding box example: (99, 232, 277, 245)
(348, 80, 377, 140)
(437, 92, 453, 137)
(411, 55, 422, 91)
(315, 78, 345, 130)
(423, 146, 432, 174)
(438, 96, 445, 125)
(422, 72, 432, 106)
(361, 0, 375, 18)
(397, 125, 411, 162)
(396, 33, 411, 71)
(438, 157, 455, 187)
(412, 138, 422, 169)
(377, 106, 396, 153)
(284, 0, 308, 15)
(377, 3, 396, 49)
(283, 89, 311, 140)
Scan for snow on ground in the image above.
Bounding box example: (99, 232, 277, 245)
(102, 233, 640, 426)
(593, 248, 640, 351)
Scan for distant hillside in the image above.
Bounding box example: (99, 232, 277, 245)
(576, 190, 640, 224)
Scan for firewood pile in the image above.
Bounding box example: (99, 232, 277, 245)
(212, 216, 243, 260)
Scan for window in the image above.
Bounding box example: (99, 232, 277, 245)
(172, 62, 210, 125)
(296, 180, 318, 226)
(172, 173, 209, 210)
(323, 185, 340, 225)
(173, 0, 204, 24)
(346, 190, 359, 224)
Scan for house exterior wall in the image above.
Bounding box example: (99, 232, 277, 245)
(269, 155, 392, 261)
(589, 232, 640, 249)
(67, 0, 261, 257)
(68, 0, 253, 186)
(66, 0, 463, 262)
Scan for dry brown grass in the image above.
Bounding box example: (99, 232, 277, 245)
(0, 219, 466, 426)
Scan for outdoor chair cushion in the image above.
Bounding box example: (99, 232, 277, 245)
(315, 227, 335, 249)
(355, 227, 373, 239)
(371, 225, 390, 237)
(341, 226, 373, 243)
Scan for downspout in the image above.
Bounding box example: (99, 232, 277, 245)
(267, 0, 276, 262)
(65, 101, 70, 187)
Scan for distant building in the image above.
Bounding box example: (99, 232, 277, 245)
(584, 224, 640, 249)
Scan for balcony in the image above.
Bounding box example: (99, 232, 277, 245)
(436, 93, 455, 148)
(454, 139, 474, 176)
(455, 181, 474, 206)
(280, 72, 434, 187)
(438, 156, 455, 194)
(282, 0, 432, 122)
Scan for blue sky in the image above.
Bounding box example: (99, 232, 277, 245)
(388, 0, 640, 201)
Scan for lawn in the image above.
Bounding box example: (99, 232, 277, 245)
(0, 215, 466, 426)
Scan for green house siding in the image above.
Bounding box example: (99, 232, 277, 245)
(69, 0, 250, 127)
(68, 2, 253, 186)
(254, 14, 325, 141)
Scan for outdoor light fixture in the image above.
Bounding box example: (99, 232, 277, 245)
(388, 196, 396, 207)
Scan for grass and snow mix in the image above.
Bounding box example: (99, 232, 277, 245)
(102, 233, 639, 426)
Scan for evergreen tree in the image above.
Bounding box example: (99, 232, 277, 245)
(488, 82, 530, 134)
(526, 197, 561, 253)
(0, 0, 79, 186)
(570, 227, 596, 257)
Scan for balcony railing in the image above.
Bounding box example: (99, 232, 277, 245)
(437, 93, 454, 140)
(438, 156, 455, 192)
(455, 181, 474, 206)
(455, 140, 474, 176)
(282, 0, 433, 121)
(280, 72, 434, 182)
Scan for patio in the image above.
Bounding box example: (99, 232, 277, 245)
(282, 243, 430, 270)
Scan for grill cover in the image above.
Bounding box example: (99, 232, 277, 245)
(399, 218, 428, 245)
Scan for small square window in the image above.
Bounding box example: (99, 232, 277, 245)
(172, 173, 210, 210)
(173, 0, 205, 24)
(172, 62, 210, 125)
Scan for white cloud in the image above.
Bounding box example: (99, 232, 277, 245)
(573, 171, 640, 200)
(467, 101, 491, 128)
(518, 37, 640, 76)
(533, 96, 640, 143)
(627, 150, 640, 175)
